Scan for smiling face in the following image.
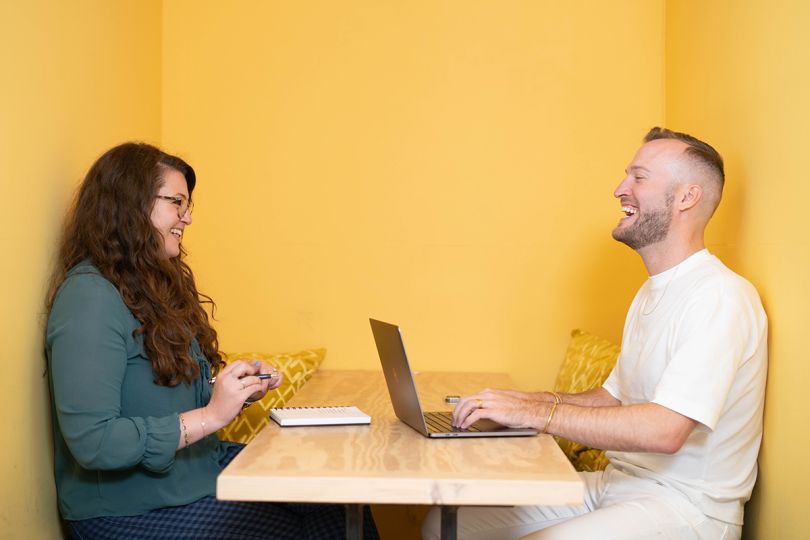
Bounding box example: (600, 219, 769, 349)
(150, 167, 192, 258)
(611, 139, 687, 251)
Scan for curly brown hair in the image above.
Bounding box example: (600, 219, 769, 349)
(46, 142, 224, 386)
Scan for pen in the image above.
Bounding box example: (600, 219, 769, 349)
(207, 373, 276, 385)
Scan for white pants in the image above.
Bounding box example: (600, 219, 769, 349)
(421, 466, 741, 540)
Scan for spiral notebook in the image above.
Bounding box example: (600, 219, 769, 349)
(269, 406, 372, 427)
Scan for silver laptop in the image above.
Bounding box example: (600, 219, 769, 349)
(369, 318, 537, 438)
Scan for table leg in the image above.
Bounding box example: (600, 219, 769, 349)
(440, 505, 458, 540)
(345, 503, 364, 540)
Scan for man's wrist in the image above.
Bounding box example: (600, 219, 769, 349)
(542, 400, 559, 433)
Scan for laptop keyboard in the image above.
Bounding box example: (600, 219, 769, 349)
(424, 411, 481, 433)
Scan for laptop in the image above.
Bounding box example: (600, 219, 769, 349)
(369, 318, 537, 438)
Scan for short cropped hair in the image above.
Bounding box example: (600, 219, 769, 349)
(644, 127, 724, 187)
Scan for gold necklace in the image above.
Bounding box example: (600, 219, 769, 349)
(641, 266, 679, 316)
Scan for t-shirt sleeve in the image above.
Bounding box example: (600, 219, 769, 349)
(602, 366, 622, 401)
(48, 274, 180, 473)
(651, 281, 754, 430)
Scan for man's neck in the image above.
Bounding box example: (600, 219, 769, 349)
(638, 237, 706, 276)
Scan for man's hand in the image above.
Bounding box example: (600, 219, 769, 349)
(452, 388, 550, 430)
(452, 387, 698, 454)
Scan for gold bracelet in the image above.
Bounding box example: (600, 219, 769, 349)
(180, 414, 190, 448)
(549, 391, 563, 404)
(543, 401, 559, 434)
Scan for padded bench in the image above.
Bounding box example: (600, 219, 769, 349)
(552, 329, 620, 471)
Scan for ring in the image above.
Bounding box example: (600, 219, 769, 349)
(476, 399, 483, 409)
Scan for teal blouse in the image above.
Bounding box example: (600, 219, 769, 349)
(46, 262, 232, 520)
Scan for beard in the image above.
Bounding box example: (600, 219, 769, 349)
(612, 193, 674, 250)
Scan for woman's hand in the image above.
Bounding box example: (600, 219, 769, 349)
(245, 360, 283, 402)
(205, 360, 281, 429)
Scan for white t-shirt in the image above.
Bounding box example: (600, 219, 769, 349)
(603, 249, 767, 525)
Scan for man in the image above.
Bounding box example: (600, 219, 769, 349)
(422, 128, 767, 540)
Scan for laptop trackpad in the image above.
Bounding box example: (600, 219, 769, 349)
(472, 418, 515, 431)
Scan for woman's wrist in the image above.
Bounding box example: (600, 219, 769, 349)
(179, 413, 191, 448)
(199, 407, 208, 438)
(202, 404, 230, 432)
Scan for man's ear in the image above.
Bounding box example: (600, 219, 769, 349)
(678, 184, 703, 211)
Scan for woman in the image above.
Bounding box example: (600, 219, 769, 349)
(45, 143, 378, 539)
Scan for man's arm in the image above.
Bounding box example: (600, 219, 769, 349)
(453, 388, 696, 454)
(555, 387, 620, 408)
(551, 401, 696, 454)
(491, 387, 620, 408)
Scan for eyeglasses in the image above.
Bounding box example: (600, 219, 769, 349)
(155, 195, 194, 219)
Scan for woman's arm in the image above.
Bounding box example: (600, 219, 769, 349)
(175, 360, 284, 450)
(49, 274, 180, 472)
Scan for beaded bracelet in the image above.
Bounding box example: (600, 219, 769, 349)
(180, 414, 190, 448)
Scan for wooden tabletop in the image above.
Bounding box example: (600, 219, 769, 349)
(217, 370, 583, 507)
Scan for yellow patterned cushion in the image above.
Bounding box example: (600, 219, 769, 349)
(217, 348, 325, 443)
(553, 329, 620, 472)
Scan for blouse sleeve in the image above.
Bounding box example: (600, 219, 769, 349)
(48, 273, 180, 473)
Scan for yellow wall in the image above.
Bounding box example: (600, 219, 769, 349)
(11, 1, 803, 538)
(162, 0, 663, 388)
(666, 1, 810, 538)
(0, 1, 162, 536)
